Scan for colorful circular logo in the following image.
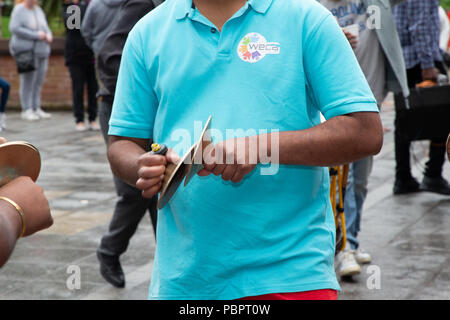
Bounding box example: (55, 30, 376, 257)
(237, 33, 266, 63)
(237, 33, 280, 63)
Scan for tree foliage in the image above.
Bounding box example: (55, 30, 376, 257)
(41, 0, 62, 20)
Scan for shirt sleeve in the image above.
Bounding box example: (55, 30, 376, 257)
(407, 0, 435, 70)
(108, 30, 158, 139)
(303, 13, 379, 120)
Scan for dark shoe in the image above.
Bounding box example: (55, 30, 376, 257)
(97, 251, 125, 288)
(420, 176, 450, 195)
(393, 177, 420, 195)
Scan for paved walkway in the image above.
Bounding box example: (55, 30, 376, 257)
(0, 101, 449, 300)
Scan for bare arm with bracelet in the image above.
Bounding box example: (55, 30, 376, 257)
(0, 138, 53, 268)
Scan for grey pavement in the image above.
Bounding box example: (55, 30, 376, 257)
(0, 100, 449, 300)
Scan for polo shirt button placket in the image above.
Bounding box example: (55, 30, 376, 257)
(216, 27, 231, 58)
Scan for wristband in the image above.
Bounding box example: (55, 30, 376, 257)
(0, 196, 26, 238)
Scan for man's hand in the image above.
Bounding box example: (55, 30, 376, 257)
(136, 149, 180, 198)
(343, 30, 358, 49)
(0, 176, 52, 237)
(422, 67, 440, 82)
(0, 137, 6, 144)
(199, 137, 257, 183)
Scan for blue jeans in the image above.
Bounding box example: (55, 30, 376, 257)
(0, 77, 10, 113)
(343, 156, 373, 250)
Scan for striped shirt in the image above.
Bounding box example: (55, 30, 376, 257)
(392, 0, 443, 70)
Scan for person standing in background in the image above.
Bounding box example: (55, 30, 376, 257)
(81, 0, 123, 57)
(392, 0, 450, 196)
(0, 77, 9, 131)
(63, 0, 99, 132)
(9, 0, 52, 121)
(94, 0, 162, 289)
(317, 0, 409, 279)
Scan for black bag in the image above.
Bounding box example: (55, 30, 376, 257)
(394, 85, 450, 142)
(15, 48, 36, 74)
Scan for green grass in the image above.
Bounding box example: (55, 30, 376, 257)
(1, 16, 65, 39)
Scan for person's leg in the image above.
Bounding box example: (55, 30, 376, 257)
(147, 191, 158, 235)
(420, 137, 450, 196)
(392, 64, 423, 194)
(422, 61, 448, 177)
(86, 63, 99, 123)
(68, 64, 86, 124)
(0, 78, 10, 113)
(344, 156, 373, 251)
(337, 162, 362, 277)
(0, 78, 10, 130)
(32, 57, 51, 118)
(99, 176, 153, 257)
(20, 70, 35, 111)
(419, 61, 450, 195)
(393, 107, 413, 181)
(423, 141, 446, 179)
(19, 68, 39, 120)
(343, 165, 358, 251)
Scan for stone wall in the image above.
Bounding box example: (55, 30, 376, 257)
(0, 38, 73, 110)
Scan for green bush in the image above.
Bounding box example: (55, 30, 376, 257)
(1, 16, 10, 38)
(441, 0, 450, 9)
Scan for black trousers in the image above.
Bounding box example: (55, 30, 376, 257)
(98, 100, 158, 257)
(394, 61, 448, 180)
(68, 63, 98, 123)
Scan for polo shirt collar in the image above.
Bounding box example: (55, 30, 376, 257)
(175, 0, 273, 20)
(248, 0, 272, 14)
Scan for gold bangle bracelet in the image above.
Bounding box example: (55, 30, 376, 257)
(0, 196, 26, 238)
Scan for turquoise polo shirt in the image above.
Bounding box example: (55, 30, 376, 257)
(109, 0, 378, 300)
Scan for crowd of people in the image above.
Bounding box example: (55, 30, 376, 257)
(0, 0, 449, 300)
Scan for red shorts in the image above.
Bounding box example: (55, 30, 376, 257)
(239, 289, 338, 300)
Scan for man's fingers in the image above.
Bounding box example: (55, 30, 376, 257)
(166, 148, 181, 165)
(138, 153, 167, 167)
(212, 164, 226, 176)
(136, 176, 164, 190)
(203, 162, 216, 173)
(197, 168, 212, 177)
(138, 165, 166, 179)
(142, 182, 162, 198)
(231, 170, 245, 183)
(0, 137, 6, 144)
(231, 165, 255, 183)
(222, 165, 238, 181)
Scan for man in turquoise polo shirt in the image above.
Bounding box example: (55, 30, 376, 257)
(107, 0, 383, 300)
